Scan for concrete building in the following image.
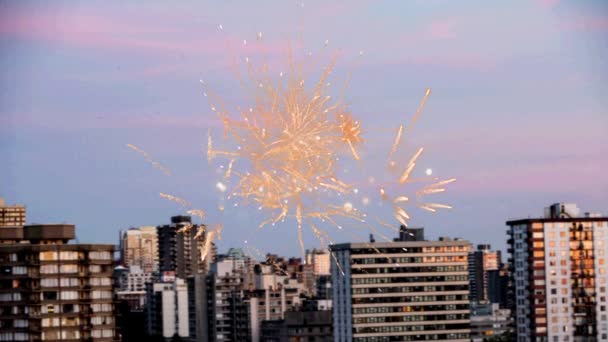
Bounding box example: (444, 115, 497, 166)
(121, 226, 159, 273)
(507, 203, 608, 341)
(0, 198, 26, 228)
(0, 223, 116, 341)
(330, 233, 471, 342)
(116, 265, 152, 292)
(146, 278, 189, 339)
(306, 249, 331, 276)
(260, 310, 333, 342)
(469, 302, 512, 341)
(204, 256, 250, 342)
(157, 216, 210, 279)
(469, 244, 501, 303)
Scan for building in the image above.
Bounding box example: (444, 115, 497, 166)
(146, 278, 189, 339)
(260, 310, 333, 342)
(157, 215, 209, 279)
(487, 262, 512, 309)
(315, 274, 332, 300)
(0, 223, 116, 341)
(469, 244, 501, 303)
(203, 256, 251, 342)
(121, 226, 159, 273)
(507, 203, 608, 341)
(469, 302, 512, 341)
(116, 265, 153, 292)
(306, 249, 330, 276)
(330, 232, 471, 342)
(0, 198, 26, 229)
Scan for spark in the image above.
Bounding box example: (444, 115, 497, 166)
(204, 44, 365, 258)
(388, 124, 404, 159)
(410, 88, 432, 128)
(126, 144, 171, 175)
(159, 192, 191, 207)
(187, 209, 206, 221)
(216, 182, 227, 192)
(379, 88, 455, 226)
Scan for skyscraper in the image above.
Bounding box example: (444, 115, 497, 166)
(146, 278, 189, 339)
(507, 203, 608, 341)
(330, 232, 471, 342)
(468, 244, 501, 303)
(157, 215, 210, 278)
(306, 249, 331, 276)
(0, 223, 116, 341)
(121, 226, 159, 273)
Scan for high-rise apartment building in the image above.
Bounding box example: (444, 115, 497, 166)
(121, 226, 158, 273)
(330, 232, 471, 342)
(0, 198, 26, 228)
(507, 203, 608, 341)
(157, 216, 209, 278)
(306, 249, 331, 276)
(469, 244, 501, 303)
(146, 278, 189, 339)
(0, 223, 116, 341)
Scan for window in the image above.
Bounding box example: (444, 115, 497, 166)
(39, 251, 57, 261)
(40, 265, 58, 274)
(60, 291, 78, 300)
(60, 264, 77, 274)
(12, 267, 27, 275)
(59, 251, 79, 260)
(42, 292, 57, 300)
(89, 251, 112, 260)
(41, 278, 58, 287)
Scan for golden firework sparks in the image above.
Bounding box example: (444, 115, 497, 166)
(203, 40, 365, 258)
(379, 88, 455, 227)
(126, 143, 172, 175)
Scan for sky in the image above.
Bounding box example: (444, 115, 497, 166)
(1, 0, 607, 257)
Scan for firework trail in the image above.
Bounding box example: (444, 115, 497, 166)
(126, 144, 172, 175)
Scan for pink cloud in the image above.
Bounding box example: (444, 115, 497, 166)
(425, 20, 458, 40)
(0, 10, 284, 58)
(559, 15, 608, 32)
(539, 0, 558, 9)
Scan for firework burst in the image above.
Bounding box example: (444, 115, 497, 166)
(203, 40, 365, 257)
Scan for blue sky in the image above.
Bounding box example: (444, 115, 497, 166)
(1, 0, 607, 256)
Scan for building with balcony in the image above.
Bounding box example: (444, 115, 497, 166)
(507, 203, 608, 341)
(330, 231, 471, 342)
(0, 223, 116, 341)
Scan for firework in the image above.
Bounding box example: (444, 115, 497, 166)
(203, 40, 364, 258)
(126, 143, 172, 175)
(379, 89, 455, 227)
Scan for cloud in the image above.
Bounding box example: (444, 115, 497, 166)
(0, 9, 282, 58)
(539, 0, 558, 9)
(559, 15, 608, 32)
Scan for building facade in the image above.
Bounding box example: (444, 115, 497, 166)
(146, 278, 189, 339)
(507, 203, 608, 341)
(330, 236, 471, 342)
(0, 198, 26, 228)
(157, 216, 209, 279)
(306, 249, 331, 276)
(469, 302, 512, 341)
(469, 244, 501, 303)
(0, 224, 116, 341)
(260, 310, 333, 342)
(121, 226, 158, 273)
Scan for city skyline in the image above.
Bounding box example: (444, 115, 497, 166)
(1, 1, 607, 256)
